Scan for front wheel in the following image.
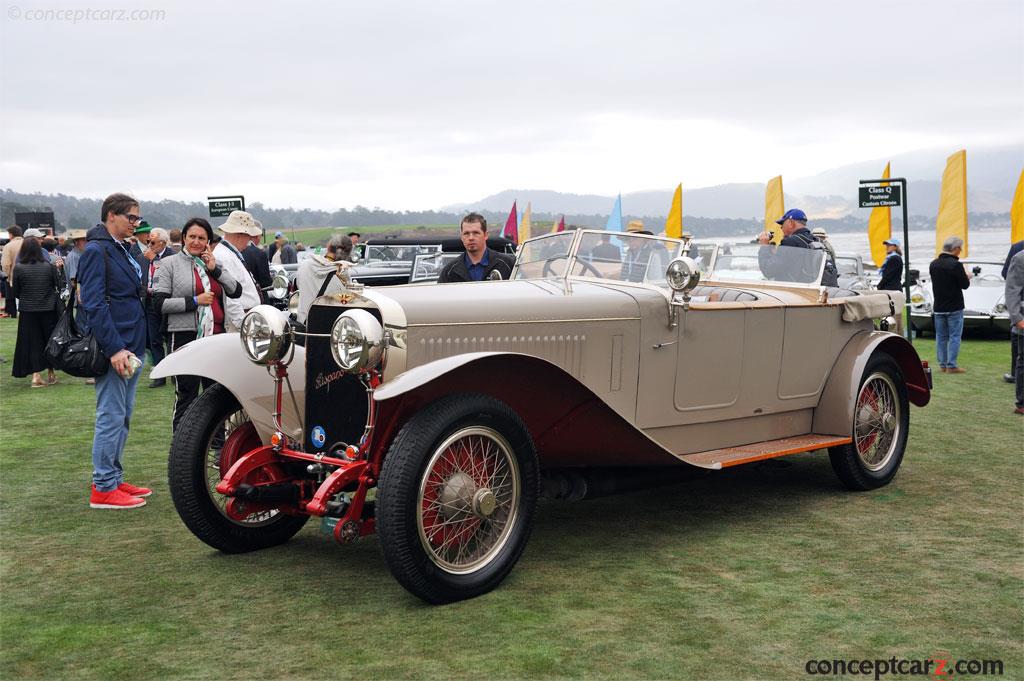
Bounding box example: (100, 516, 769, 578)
(376, 394, 539, 604)
(828, 354, 910, 490)
(168, 383, 308, 553)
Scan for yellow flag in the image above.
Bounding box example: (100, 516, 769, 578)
(521, 202, 532, 241)
(867, 162, 892, 267)
(765, 176, 785, 244)
(665, 183, 683, 239)
(1011, 169, 1024, 244)
(935, 149, 968, 257)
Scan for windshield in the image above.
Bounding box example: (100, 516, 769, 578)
(707, 243, 825, 286)
(363, 244, 441, 263)
(512, 230, 684, 284)
(835, 256, 861, 277)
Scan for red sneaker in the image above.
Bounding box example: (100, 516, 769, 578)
(118, 482, 152, 498)
(90, 486, 146, 509)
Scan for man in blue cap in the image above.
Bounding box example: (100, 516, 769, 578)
(756, 208, 839, 286)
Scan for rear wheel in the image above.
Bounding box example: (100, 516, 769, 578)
(168, 383, 308, 552)
(377, 394, 539, 604)
(828, 355, 910, 490)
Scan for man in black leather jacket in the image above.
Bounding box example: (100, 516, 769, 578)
(438, 213, 515, 283)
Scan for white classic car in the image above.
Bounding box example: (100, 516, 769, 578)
(154, 229, 930, 603)
(909, 260, 1010, 335)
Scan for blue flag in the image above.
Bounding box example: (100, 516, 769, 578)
(605, 194, 622, 231)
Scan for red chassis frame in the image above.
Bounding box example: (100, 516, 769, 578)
(214, 364, 384, 545)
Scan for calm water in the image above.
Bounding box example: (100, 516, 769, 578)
(722, 228, 1016, 270)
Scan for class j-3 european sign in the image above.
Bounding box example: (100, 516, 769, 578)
(858, 185, 902, 208)
(208, 195, 246, 217)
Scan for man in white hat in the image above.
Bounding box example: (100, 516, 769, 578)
(63, 229, 89, 286)
(214, 211, 264, 332)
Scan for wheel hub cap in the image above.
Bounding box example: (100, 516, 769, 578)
(437, 472, 475, 518)
(472, 488, 497, 518)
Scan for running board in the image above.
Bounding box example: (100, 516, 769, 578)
(680, 434, 852, 470)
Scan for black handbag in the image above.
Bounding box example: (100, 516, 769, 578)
(44, 253, 111, 378)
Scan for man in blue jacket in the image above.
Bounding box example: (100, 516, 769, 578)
(78, 193, 150, 510)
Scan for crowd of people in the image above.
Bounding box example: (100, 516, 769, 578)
(1, 199, 1021, 510)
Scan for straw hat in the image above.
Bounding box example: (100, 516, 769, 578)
(218, 211, 263, 237)
(68, 229, 88, 240)
(626, 219, 645, 233)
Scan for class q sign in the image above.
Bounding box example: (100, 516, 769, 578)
(859, 185, 902, 208)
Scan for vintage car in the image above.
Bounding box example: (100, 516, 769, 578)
(908, 260, 1010, 335)
(153, 229, 930, 604)
(271, 237, 516, 289)
(834, 253, 874, 291)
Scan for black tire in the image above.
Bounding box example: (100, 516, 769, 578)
(168, 383, 308, 553)
(828, 354, 910, 490)
(376, 394, 539, 604)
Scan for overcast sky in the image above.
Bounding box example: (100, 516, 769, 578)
(1, 0, 1022, 210)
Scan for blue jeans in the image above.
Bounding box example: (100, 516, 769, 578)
(91, 359, 143, 491)
(934, 310, 965, 369)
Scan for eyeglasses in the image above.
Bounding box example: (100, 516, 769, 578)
(126, 214, 143, 224)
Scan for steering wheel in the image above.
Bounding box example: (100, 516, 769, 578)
(541, 255, 604, 278)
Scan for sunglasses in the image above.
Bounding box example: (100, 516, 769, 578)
(126, 214, 144, 224)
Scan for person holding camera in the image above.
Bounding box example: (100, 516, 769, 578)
(929, 236, 972, 373)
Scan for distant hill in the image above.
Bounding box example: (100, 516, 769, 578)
(448, 144, 1023, 221)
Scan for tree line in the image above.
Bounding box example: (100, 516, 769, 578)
(1, 188, 1010, 238)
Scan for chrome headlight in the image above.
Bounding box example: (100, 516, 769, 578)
(993, 301, 1007, 314)
(240, 304, 292, 365)
(330, 309, 385, 374)
(268, 272, 289, 300)
(666, 256, 701, 293)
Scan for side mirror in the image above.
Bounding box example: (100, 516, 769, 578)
(908, 269, 920, 286)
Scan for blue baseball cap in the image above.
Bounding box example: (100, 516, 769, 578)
(274, 230, 284, 238)
(775, 208, 807, 225)
(883, 238, 901, 247)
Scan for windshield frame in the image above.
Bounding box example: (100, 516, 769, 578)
(510, 229, 687, 287)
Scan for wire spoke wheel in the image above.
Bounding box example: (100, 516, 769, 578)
(417, 427, 520, 574)
(377, 394, 539, 604)
(828, 355, 910, 491)
(204, 409, 280, 526)
(168, 383, 308, 553)
(853, 372, 901, 471)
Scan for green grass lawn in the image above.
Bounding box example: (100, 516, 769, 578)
(1, 320, 1021, 680)
(260, 224, 461, 248)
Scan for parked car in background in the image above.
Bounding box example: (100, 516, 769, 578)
(909, 260, 1009, 335)
(834, 253, 873, 291)
(272, 237, 516, 288)
(154, 229, 930, 604)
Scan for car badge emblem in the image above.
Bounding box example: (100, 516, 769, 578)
(310, 425, 327, 449)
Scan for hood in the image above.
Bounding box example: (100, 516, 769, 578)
(962, 279, 1005, 314)
(361, 279, 645, 327)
